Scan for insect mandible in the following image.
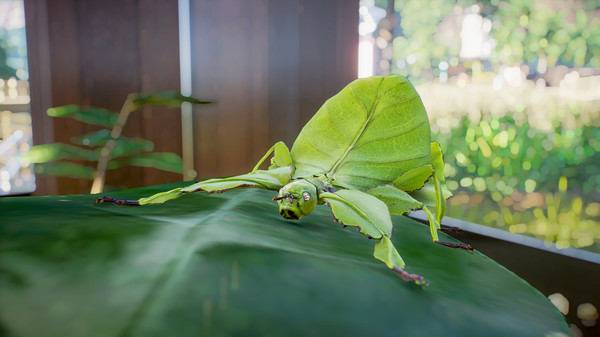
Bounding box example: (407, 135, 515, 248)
(97, 75, 473, 286)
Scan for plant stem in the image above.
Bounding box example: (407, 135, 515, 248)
(90, 93, 136, 194)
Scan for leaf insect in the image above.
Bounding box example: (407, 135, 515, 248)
(97, 75, 473, 286)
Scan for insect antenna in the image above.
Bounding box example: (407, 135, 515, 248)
(272, 193, 291, 201)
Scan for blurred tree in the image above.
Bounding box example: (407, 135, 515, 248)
(492, 0, 600, 68)
(390, 0, 600, 81)
(0, 39, 18, 78)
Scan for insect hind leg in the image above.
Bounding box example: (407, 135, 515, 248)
(440, 226, 461, 233)
(95, 196, 140, 206)
(434, 240, 473, 251)
(421, 205, 473, 252)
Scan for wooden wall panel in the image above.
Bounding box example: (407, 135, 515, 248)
(191, 0, 358, 179)
(137, 0, 182, 186)
(25, 0, 357, 194)
(25, 0, 182, 195)
(192, 0, 272, 179)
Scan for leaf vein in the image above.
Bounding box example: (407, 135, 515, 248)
(304, 136, 336, 160)
(339, 153, 429, 165)
(325, 103, 349, 144)
(294, 160, 328, 171)
(352, 119, 427, 150)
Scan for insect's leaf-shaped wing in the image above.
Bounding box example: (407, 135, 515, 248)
(320, 189, 391, 239)
(291, 75, 431, 190)
(181, 166, 293, 194)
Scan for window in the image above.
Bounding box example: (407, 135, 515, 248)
(0, 0, 34, 195)
(359, 0, 600, 252)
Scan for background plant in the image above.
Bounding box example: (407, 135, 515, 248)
(390, 0, 600, 81)
(361, 0, 600, 253)
(434, 111, 600, 251)
(22, 91, 210, 193)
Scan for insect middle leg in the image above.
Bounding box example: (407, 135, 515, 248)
(392, 266, 428, 286)
(421, 206, 473, 251)
(434, 240, 473, 251)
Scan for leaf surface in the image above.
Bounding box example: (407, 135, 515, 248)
(46, 105, 118, 127)
(109, 153, 183, 174)
(34, 162, 96, 180)
(0, 184, 568, 337)
(290, 75, 431, 190)
(22, 143, 99, 163)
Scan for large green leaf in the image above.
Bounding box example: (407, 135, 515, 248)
(0, 183, 568, 337)
(47, 105, 119, 128)
(132, 91, 211, 108)
(34, 162, 96, 180)
(70, 129, 114, 147)
(22, 143, 99, 163)
(109, 138, 154, 158)
(108, 152, 184, 173)
(71, 130, 155, 157)
(290, 75, 431, 191)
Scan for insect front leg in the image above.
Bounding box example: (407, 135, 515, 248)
(96, 188, 183, 206)
(251, 141, 293, 173)
(97, 166, 294, 206)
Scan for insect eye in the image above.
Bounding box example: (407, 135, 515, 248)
(303, 192, 310, 201)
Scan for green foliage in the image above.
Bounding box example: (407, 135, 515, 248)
(108, 153, 185, 174)
(492, 0, 600, 67)
(393, 0, 458, 80)
(22, 143, 99, 163)
(47, 105, 119, 128)
(33, 162, 96, 180)
(0, 186, 569, 336)
(132, 90, 211, 108)
(434, 113, 600, 250)
(26, 91, 210, 188)
(391, 0, 600, 79)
